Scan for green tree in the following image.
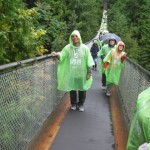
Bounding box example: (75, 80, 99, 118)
(125, 0, 150, 70)
(0, 0, 46, 64)
(137, 1, 150, 70)
(108, 1, 139, 61)
(34, 0, 103, 51)
(24, 0, 37, 8)
(108, 0, 150, 71)
(0, 0, 103, 63)
(34, 2, 68, 52)
(64, 0, 102, 42)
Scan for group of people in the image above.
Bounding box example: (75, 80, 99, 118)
(91, 35, 126, 96)
(51, 29, 126, 110)
(51, 30, 150, 149)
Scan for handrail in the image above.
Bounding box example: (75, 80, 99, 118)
(0, 54, 53, 71)
(126, 57, 150, 76)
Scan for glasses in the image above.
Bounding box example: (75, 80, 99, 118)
(71, 35, 78, 39)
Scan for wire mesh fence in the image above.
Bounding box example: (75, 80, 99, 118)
(0, 57, 64, 150)
(1, 53, 150, 149)
(118, 58, 150, 130)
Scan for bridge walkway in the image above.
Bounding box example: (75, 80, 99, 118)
(50, 69, 115, 150)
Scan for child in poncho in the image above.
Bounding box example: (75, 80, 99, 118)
(103, 41, 126, 96)
(98, 38, 116, 90)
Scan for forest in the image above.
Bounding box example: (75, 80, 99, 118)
(0, 0, 150, 71)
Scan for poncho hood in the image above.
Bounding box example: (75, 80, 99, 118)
(69, 30, 83, 48)
(117, 41, 125, 52)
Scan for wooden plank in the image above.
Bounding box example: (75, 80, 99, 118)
(110, 86, 128, 150)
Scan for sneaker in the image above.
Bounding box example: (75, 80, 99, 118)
(78, 105, 84, 112)
(101, 86, 106, 90)
(70, 105, 76, 110)
(106, 92, 111, 96)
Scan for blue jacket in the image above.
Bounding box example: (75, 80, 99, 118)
(90, 45, 99, 59)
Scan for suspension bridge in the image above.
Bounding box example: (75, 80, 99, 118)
(0, 1, 150, 150)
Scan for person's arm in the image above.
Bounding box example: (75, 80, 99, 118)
(100, 55, 105, 60)
(86, 67, 92, 80)
(98, 46, 105, 60)
(121, 53, 127, 63)
(51, 51, 61, 60)
(103, 62, 109, 71)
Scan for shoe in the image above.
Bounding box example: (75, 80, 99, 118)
(101, 86, 106, 90)
(106, 92, 111, 96)
(70, 105, 76, 110)
(78, 105, 84, 112)
(95, 68, 97, 71)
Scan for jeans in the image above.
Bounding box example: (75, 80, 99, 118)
(102, 73, 106, 86)
(70, 90, 86, 106)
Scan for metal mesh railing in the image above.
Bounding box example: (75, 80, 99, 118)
(0, 56, 64, 150)
(1, 53, 150, 149)
(118, 58, 150, 129)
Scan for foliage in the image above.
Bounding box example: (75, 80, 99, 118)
(64, 0, 102, 42)
(108, 0, 150, 71)
(23, 0, 38, 8)
(1, 0, 149, 71)
(0, 0, 103, 63)
(30, 0, 103, 52)
(136, 0, 150, 70)
(0, 0, 46, 65)
(108, 2, 139, 61)
(34, 1, 68, 52)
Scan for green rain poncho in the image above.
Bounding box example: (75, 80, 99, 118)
(103, 41, 126, 85)
(97, 44, 116, 74)
(127, 87, 150, 150)
(96, 39, 103, 51)
(57, 30, 94, 91)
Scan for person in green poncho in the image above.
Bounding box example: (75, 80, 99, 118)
(51, 30, 94, 112)
(96, 37, 104, 51)
(103, 41, 126, 96)
(97, 38, 116, 90)
(127, 86, 150, 150)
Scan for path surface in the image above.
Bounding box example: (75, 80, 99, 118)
(50, 69, 115, 150)
(27, 64, 128, 150)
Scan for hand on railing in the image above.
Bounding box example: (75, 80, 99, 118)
(51, 52, 60, 60)
(51, 51, 59, 57)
